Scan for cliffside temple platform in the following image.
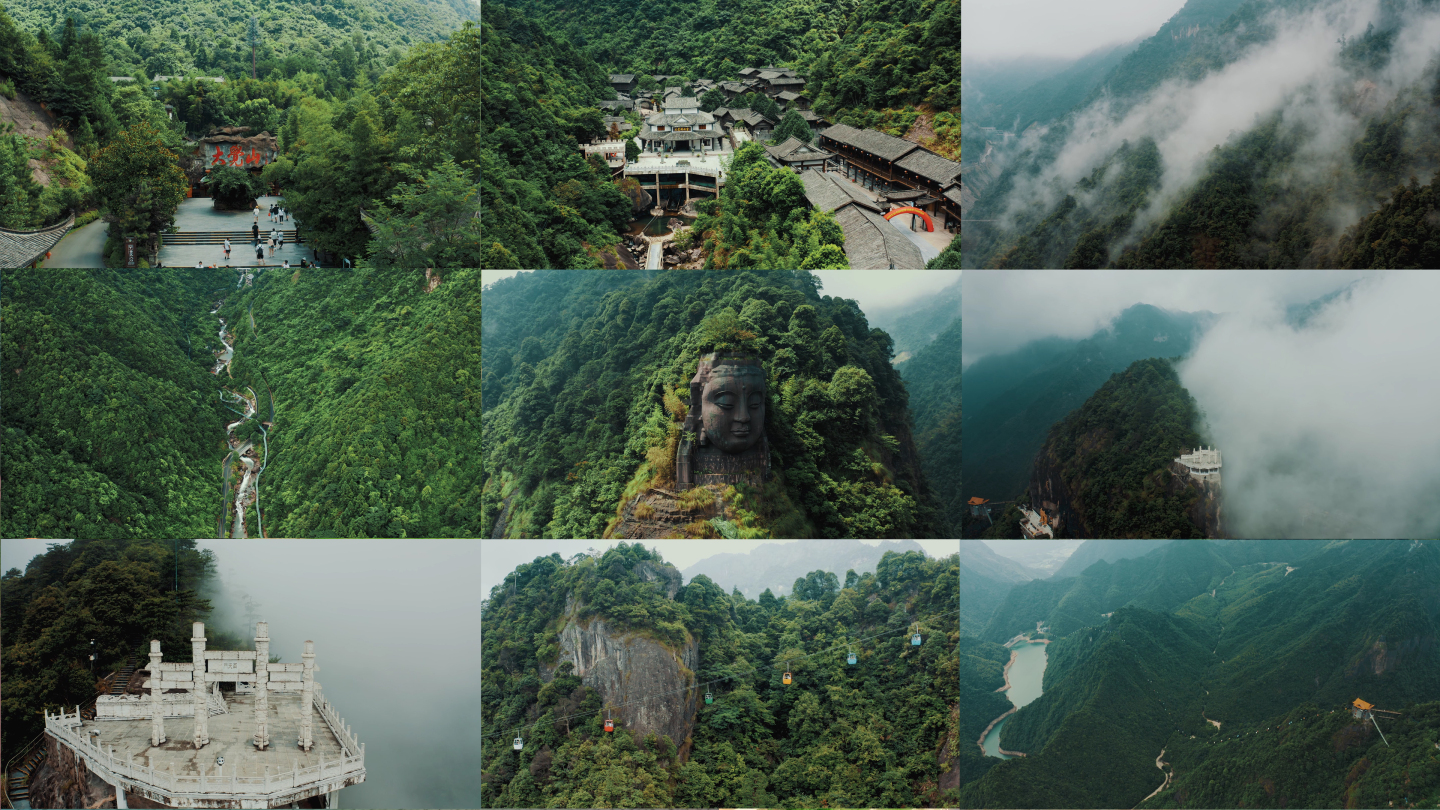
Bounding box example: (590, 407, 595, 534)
(623, 153, 725, 208)
(42, 622, 364, 809)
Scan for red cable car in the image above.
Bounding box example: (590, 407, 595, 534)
(604, 718, 614, 732)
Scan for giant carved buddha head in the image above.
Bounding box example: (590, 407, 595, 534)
(690, 353, 766, 454)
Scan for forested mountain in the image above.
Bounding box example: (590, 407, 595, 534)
(480, 543, 959, 808)
(958, 635, 1012, 785)
(963, 0, 1440, 268)
(958, 544, 1025, 637)
(1003, 358, 1209, 540)
(962, 540, 1440, 809)
(1, 2, 479, 265)
(1, 269, 479, 538)
(958, 541, 1038, 586)
(1, 540, 223, 758)
(867, 277, 959, 359)
(961, 303, 1215, 514)
(961, 37, 1143, 134)
(480, 270, 946, 539)
(1049, 539, 1173, 580)
(677, 539, 928, 597)
(896, 316, 961, 535)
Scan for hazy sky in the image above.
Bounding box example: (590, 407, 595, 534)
(480, 539, 959, 600)
(961, 270, 1369, 366)
(196, 540, 480, 809)
(2, 539, 62, 573)
(963, 0, 1186, 61)
(481, 269, 528, 289)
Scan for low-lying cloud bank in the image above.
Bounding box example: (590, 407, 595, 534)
(1179, 272, 1440, 538)
(992, 0, 1440, 248)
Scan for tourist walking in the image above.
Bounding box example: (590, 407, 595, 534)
(252, 222, 259, 242)
(282, 259, 290, 269)
(255, 244, 264, 264)
(342, 256, 351, 268)
(253, 203, 259, 222)
(224, 237, 231, 261)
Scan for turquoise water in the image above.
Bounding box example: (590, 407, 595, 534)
(982, 641, 1049, 759)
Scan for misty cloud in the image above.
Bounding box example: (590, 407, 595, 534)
(963, 0, 1186, 61)
(1177, 272, 1440, 538)
(960, 269, 1368, 366)
(199, 540, 479, 809)
(987, 0, 1440, 249)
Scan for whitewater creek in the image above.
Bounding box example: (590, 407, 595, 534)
(212, 297, 267, 538)
(980, 639, 1050, 759)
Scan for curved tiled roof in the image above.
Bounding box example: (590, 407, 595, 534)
(0, 213, 75, 269)
(765, 136, 833, 163)
(834, 205, 926, 269)
(820, 124, 920, 162)
(895, 148, 961, 185)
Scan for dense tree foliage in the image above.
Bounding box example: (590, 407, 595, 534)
(480, 3, 633, 269)
(1, 540, 234, 758)
(692, 142, 850, 269)
(1, 270, 229, 538)
(958, 635, 1010, 786)
(216, 269, 480, 537)
(481, 270, 942, 538)
(896, 316, 959, 537)
(1, 269, 476, 538)
(2, 3, 478, 262)
(482, 544, 959, 808)
(927, 232, 960, 268)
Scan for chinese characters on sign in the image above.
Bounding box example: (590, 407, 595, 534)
(210, 145, 271, 167)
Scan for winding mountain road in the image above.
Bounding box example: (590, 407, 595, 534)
(1135, 747, 1173, 807)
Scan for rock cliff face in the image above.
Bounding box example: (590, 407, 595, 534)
(1030, 438, 1090, 539)
(1167, 461, 1223, 538)
(543, 588, 698, 750)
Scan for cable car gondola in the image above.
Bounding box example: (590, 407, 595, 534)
(783, 671, 792, 685)
(705, 692, 713, 704)
(847, 651, 857, 665)
(513, 737, 524, 751)
(605, 710, 615, 732)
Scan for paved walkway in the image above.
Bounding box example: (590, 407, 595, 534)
(172, 194, 291, 232)
(40, 218, 109, 267)
(161, 195, 316, 267)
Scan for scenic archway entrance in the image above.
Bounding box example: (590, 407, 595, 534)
(883, 206, 934, 231)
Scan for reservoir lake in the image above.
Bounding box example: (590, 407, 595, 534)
(982, 641, 1049, 759)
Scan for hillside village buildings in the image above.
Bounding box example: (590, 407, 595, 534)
(819, 124, 961, 233)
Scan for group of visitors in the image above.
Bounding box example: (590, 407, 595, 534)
(240, 198, 301, 266)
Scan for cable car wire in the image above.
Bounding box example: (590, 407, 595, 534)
(481, 606, 955, 742)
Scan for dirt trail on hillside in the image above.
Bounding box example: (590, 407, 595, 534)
(1135, 748, 1172, 807)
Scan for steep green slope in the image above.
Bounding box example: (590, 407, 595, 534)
(481, 544, 959, 808)
(962, 607, 1216, 809)
(868, 279, 959, 358)
(219, 269, 480, 537)
(1050, 539, 1173, 580)
(959, 561, 1014, 637)
(1027, 357, 1207, 539)
(961, 304, 1214, 508)
(1, 270, 227, 538)
(897, 316, 961, 536)
(1139, 700, 1440, 809)
(480, 270, 941, 539)
(480, 3, 632, 269)
(964, 38, 1143, 133)
(959, 635, 1013, 785)
(6, 0, 476, 77)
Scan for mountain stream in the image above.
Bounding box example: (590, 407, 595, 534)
(212, 297, 267, 538)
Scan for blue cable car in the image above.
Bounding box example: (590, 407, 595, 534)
(911, 632, 922, 646)
(847, 651, 857, 665)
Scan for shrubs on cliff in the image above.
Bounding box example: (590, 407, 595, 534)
(1036, 357, 1206, 539)
(480, 544, 959, 808)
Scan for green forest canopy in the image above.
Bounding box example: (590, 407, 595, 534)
(1, 269, 479, 539)
(481, 543, 959, 808)
(481, 270, 945, 538)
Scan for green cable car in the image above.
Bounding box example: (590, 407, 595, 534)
(705, 692, 713, 704)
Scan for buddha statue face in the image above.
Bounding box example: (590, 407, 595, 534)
(700, 366, 766, 454)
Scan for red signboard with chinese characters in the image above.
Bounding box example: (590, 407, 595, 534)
(210, 144, 271, 168)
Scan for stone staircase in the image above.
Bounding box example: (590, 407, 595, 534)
(5, 745, 46, 806)
(166, 228, 298, 246)
(207, 682, 229, 716)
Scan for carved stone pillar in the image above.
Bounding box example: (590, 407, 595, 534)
(299, 640, 315, 751)
(191, 622, 208, 748)
(253, 621, 270, 749)
(148, 640, 166, 746)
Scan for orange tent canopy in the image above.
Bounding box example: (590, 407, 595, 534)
(967, 497, 989, 505)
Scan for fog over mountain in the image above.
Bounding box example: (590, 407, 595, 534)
(200, 540, 480, 808)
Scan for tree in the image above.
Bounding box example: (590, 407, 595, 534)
(207, 165, 267, 211)
(699, 87, 726, 112)
(89, 120, 188, 239)
(927, 232, 960, 268)
(770, 109, 814, 144)
(625, 137, 641, 163)
(362, 160, 481, 268)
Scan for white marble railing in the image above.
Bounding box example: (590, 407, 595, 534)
(313, 689, 363, 758)
(45, 706, 364, 797)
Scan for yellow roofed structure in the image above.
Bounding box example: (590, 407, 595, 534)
(967, 497, 990, 505)
(1353, 698, 1374, 711)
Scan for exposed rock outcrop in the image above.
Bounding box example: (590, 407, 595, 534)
(1168, 461, 1223, 538)
(27, 736, 117, 810)
(542, 587, 698, 750)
